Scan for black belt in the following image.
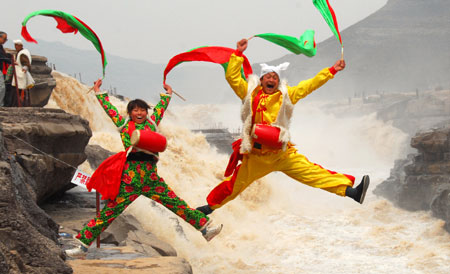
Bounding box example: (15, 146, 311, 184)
(253, 142, 262, 149)
(127, 152, 157, 162)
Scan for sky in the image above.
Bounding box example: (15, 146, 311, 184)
(2, 0, 388, 64)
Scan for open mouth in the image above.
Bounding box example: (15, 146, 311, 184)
(136, 116, 144, 119)
(266, 84, 275, 89)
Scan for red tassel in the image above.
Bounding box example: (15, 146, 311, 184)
(21, 26, 37, 43)
(53, 16, 78, 34)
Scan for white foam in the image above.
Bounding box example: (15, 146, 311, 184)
(48, 73, 450, 273)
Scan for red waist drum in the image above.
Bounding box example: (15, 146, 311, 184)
(130, 130, 167, 153)
(251, 124, 282, 149)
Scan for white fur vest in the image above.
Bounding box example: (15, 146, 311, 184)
(239, 75, 294, 153)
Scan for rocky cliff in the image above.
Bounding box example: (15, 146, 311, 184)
(5, 48, 56, 107)
(374, 123, 450, 232)
(0, 107, 91, 273)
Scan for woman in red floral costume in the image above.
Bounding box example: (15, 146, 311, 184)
(66, 80, 222, 256)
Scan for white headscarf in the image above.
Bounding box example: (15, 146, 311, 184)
(13, 39, 23, 45)
(259, 62, 290, 78)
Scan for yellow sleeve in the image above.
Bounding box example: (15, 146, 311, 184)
(225, 53, 248, 100)
(287, 68, 335, 104)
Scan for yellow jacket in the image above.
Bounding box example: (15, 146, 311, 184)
(226, 52, 336, 153)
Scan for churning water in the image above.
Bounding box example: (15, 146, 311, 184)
(48, 72, 450, 273)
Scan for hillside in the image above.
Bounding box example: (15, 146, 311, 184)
(271, 0, 450, 99)
(22, 0, 450, 103)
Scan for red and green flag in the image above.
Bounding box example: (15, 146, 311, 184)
(313, 0, 343, 46)
(163, 46, 253, 84)
(21, 10, 107, 76)
(254, 29, 317, 57)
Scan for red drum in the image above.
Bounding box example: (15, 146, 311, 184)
(130, 130, 167, 153)
(251, 124, 282, 149)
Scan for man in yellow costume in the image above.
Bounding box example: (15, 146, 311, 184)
(197, 38, 369, 215)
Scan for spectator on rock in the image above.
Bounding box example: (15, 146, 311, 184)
(11, 39, 34, 107)
(0, 31, 11, 107)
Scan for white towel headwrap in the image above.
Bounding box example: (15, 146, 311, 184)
(259, 62, 290, 78)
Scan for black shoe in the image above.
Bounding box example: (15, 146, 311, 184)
(355, 175, 370, 204)
(196, 205, 214, 215)
(346, 175, 370, 204)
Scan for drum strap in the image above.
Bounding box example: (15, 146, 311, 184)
(128, 120, 136, 136)
(251, 88, 264, 125)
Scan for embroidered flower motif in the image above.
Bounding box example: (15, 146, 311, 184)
(84, 230, 93, 239)
(122, 174, 132, 184)
(199, 218, 208, 227)
(142, 185, 151, 192)
(167, 191, 176, 199)
(107, 200, 117, 208)
(129, 194, 139, 202)
(116, 197, 125, 204)
(150, 173, 158, 181)
(108, 109, 117, 117)
(105, 210, 114, 216)
(125, 186, 134, 193)
(155, 186, 165, 193)
(87, 219, 96, 227)
(128, 170, 135, 178)
(107, 217, 115, 224)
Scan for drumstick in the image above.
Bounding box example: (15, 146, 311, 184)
(172, 90, 186, 101)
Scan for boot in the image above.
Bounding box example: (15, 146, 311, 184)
(345, 175, 370, 204)
(65, 238, 89, 257)
(201, 221, 223, 242)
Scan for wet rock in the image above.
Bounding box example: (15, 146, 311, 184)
(0, 107, 92, 203)
(0, 131, 72, 273)
(85, 144, 114, 170)
(100, 213, 178, 257)
(192, 128, 238, 154)
(375, 123, 450, 232)
(431, 186, 450, 232)
(0, 107, 92, 273)
(68, 256, 193, 274)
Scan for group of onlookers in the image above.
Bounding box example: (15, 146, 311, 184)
(0, 31, 34, 107)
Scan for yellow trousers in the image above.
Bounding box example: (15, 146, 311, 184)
(207, 146, 355, 209)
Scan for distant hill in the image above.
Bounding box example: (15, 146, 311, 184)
(24, 41, 164, 102)
(24, 40, 234, 103)
(23, 0, 450, 103)
(270, 0, 450, 99)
